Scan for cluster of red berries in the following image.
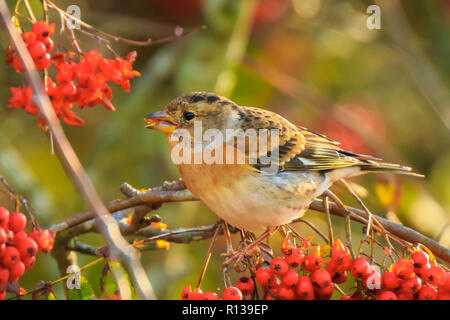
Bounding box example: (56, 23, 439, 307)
(180, 237, 450, 300)
(0, 206, 56, 300)
(5, 21, 140, 127)
(181, 285, 244, 300)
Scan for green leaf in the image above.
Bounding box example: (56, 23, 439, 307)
(68, 276, 95, 300)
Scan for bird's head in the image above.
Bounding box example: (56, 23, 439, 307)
(144, 92, 243, 137)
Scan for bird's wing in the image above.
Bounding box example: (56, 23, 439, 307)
(282, 127, 376, 171)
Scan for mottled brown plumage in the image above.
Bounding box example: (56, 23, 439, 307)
(144, 92, 422, 231)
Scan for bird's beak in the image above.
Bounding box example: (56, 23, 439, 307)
(144, 110, 177, 134)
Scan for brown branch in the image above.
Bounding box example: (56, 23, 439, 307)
(50, 181, 450, 264)
(0, 1, 154, 300)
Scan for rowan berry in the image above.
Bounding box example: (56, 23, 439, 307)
(400, 276, 422, 294)
(0, 207, 9, 229)
(284, 247, 304, 267)
(190, 288, 204, 300)
(0, 227, 7, 244)
(1, 246, 21, 267)
(314, 283, 334, 300)
(236, 276, 254, 295)
(0, 267, 9, 283)
(382, 271, 401, 290)
(350, 257, 370, 279)
(295, 276, 314, 300)
(302, 254, 322, 272)
(330, 270, 348, 284)
(181, 285, 192, 300)
(16, 236, 38, 258)
(32, 21, 55, 40)
(255, 267, 273, 287)
(8, 261, 25, 283)
(8, 212, 27, 233)
(202, 291, 220, 300)
(281, 269, 298, 288)
(276, 286, 296, 300)
(29, 229, 56, 253)
(396, 290, 414, 300)
(22, 256, 36, 270)
(422, 265, 445, 286)
(440, 273, 450, 291)
(222, 287, 243, 300)
(411, 251, 429, 269)
(438, 286, 450, 300)
(311, 268, 331, 289)
(41, 37, 54, 52)
(270, 257, 288, 276)
(377, 290, 397, 300)
(418, 285, 438, 300)
(392, 259, 414, 280)
(28, 41, 46, 59)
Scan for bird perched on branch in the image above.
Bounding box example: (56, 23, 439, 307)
(144, 92, 422, 261)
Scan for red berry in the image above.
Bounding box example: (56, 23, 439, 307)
(315, 283, 334, 300)
(270, 257, 289, 276)
(32, 21, 54, 39)
(392, 259, 414, 280)
(401, 276, 422, 294)
(34, 53, 51, 70)
(284, 248, 304, 267)
(22, 256, 36, 270)
(296, 276, 314, 300)
(28, 41, 46, 59)
(340, 295, 351, 300)
(1, 246, 21, 267)
(190, 288, 204, 300)
(13, 231, 27, 243)
(418, 285, 438, 300)
(423, 265, 445, 286)
(181, 285, 192, 300)
(255, 267, 273, 287)
(0, 227, 7, 244)
(377, 290, 397, 300)
(276, 286, 296, 300)
(202, 291, 220, 300)
(330, 270, 348, 284)
(311, 269, 332, 289)
(16, 236, 38, 258)
(41, 37, 54, 52)
(281, 269, 298, 288)
(0, 267, 9, 283)
(350, 258, 370, 279)
(438, 286, 450, 300)
(236, 276, 254, 295)
(415, 262, 431, 279)
(0, 207, 9, 229)
(222, 287, 243, 300)
(29, 229, 56, 253)
(382, 271, 401, 290)
(397, 290, 414, 300)
(302, 254, 322, 272)
(441, 273, 450, 291)
(8, 261, 25, 282)
(8, 212, 27, 233)
(411, 251, 429, 269)
(12, 55, 24, 72)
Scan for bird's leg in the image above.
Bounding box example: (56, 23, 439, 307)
(324, 189, 356, 259)
(221, 227, 277, 271)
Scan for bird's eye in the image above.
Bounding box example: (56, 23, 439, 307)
(183, 112, 196, 120)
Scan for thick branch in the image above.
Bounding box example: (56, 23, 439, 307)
(0, 2, 154, 300)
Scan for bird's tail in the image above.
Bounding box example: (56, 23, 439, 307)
(359, 161, 424, 178)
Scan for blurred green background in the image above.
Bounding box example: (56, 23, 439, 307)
(0, 0, 449, 299)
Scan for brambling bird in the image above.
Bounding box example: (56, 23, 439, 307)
(144, 92, 421, 240)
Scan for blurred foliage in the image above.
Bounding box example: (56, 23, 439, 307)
(0, 0, 449, 299)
